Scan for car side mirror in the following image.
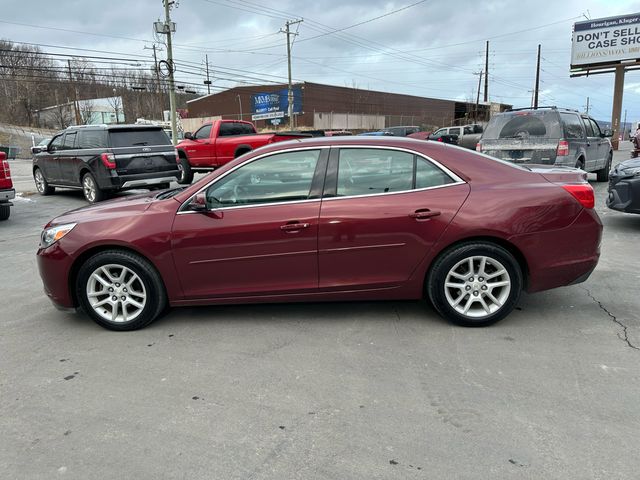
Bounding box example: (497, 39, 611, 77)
(31, 146, 43, 154)
(190, 192, 208, 212)
(48, 145, 56, 153)
(602, 129, 613, 138)
(0, 152, 6, 161)
(184, 132, 194, 140)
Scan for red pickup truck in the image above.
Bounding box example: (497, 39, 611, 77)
(0, 151, 15, 221)
(176, 120, 307, 184)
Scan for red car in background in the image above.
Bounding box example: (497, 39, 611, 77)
(0, 152, 15, 221)
(37, 137, 602, 331)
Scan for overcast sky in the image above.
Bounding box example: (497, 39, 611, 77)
(3, 0, 640, 123)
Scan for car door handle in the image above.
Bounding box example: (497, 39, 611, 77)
(409, 209, 441, 220)
(280, 222, 310, 231)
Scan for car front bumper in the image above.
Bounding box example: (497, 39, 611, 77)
(607, 172, 640, 214)
(37, 242, 76, 309)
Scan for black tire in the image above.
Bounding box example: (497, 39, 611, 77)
(177, 155, 193, 184)
(76, 250, 167, 331)
(33, 167, 55, 195)
(596, 153, 612, 182)
(0, 203, 10, 221)
(149, 183, 171, 191)
(427, 242, 523, 327)
(575, 157, 585, 170)
(81, 172, 106, 203)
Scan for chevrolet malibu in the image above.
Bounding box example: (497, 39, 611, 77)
(37, 137, 602, 331)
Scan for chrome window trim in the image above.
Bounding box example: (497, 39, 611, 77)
(177, 144, 466, 214)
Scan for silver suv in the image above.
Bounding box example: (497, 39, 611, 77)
(478, 107, 613, 181)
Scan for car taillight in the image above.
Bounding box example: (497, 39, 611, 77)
(175, 148, 180, 162)
(437, 137, 443, 142)
(2, 159, 11, 179)
(557, 140, 569, 156)
(100, 152, 116, 169)
(562, 184, 594, 209)
(476, 142, 482, 152)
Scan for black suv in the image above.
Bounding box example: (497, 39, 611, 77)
(32, 125, 180, 202)
(478, 107, 613, 181)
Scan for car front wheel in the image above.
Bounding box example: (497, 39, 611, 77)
(596, 153, 612, 182)
(76, 250, 167, 331)
(428, 242, 522, 327)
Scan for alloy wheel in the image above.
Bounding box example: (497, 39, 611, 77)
(443, 255, 511, 318)
(86, 264, 147, 323)
(83, 175, 96, 202)
(34, 169, 45, 193)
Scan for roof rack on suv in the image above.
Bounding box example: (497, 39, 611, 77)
(66, 124, 108, 130)
(506, 106, 581, 113)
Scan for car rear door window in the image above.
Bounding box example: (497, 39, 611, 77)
(449, 127, 461, 136)
(588, 118, 602, 136)
(219, 123, 241, 136)
(237, 123, 255, 135)
(415, 158, 455, 189)
(62, 132, 77, 150)
(582, 117, 595, 137)
(337, 149, 414, 197)
(560, 113, 586, 139)
(206, 150, 321, 207)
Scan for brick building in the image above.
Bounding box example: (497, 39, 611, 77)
(186, 82, 509, 131)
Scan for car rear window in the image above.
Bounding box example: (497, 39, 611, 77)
(108, 129, 171, 148)
(77, 130, 107, 149)
(482, 111, 562, 140)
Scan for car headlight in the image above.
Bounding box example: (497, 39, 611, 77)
(621, 166, 640, 176)
(40, 223, 77, 249)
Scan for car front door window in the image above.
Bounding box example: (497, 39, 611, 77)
(205, 150, 321, 208)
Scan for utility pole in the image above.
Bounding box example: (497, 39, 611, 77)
(162, 0, 178, 145)
(483, 40, 489, 103)
(204, 54, 211, 95)
(67, 59, 81, 125)
(237, 94, 242, 121)
(474, 70, 483, 121)
(623, 108, 627, 140)
(281, 19, 302, 128)
(147, 44, 165, 119)
(585, 96, 590, 114)
(533, 44, 541, 109)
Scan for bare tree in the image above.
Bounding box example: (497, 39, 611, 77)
(51, 104, 73, 129)
(79, 100, 95, 125)
(106, 95, 123, 124)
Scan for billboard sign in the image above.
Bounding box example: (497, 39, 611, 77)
(572, 13, 640, 68)
(251, 87, 302, 117)
(251, 111, 285, 121)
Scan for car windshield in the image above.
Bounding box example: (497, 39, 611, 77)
(108, 129, 171, 148)
(482, 111, 562, 140)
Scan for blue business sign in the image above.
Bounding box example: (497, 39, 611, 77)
(251, 87, 302, 117)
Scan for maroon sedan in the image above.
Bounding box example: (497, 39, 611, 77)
(37, 137, 602, 331)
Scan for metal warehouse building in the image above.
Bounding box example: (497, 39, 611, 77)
(186, 82, 509, 131)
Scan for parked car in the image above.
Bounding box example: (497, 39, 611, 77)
(37, 137, 602, 331)
(432, 125, 483, 149)
(427, 131, 459, 144)
(607, 157, 640, 214)
(0, 152, 15, 221)
(383, 126, 421, 137)
(32, 125, 181, 203)
(176, 120, 309, 184)
(477, 107, 613, 181)
(358, 131, 395, 136)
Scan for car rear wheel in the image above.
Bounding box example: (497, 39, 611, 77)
(82, 172, 106, 203)
(76, 250, 167, 331)
(0, 203, 10, 221)
(428, 242, 522, 327)
(34, 168, 55, 195)
(596, 153, 612, 182)
(177, 156, 193, 184)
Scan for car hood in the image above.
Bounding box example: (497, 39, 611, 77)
(48, 191, 158, 227)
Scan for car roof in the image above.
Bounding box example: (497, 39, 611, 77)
(65, 124, 163, 132)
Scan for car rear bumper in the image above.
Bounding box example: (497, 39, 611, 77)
(102, 170, 180, 191)
(607, 174, 640, 214)
(510, 208, 602, 293)
(0, 188, 15, 202)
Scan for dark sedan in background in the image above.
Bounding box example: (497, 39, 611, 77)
(37, 137, 602, 331)
(607, 157, 640, 214)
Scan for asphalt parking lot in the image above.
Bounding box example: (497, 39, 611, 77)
(1, 148, 639, 479)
